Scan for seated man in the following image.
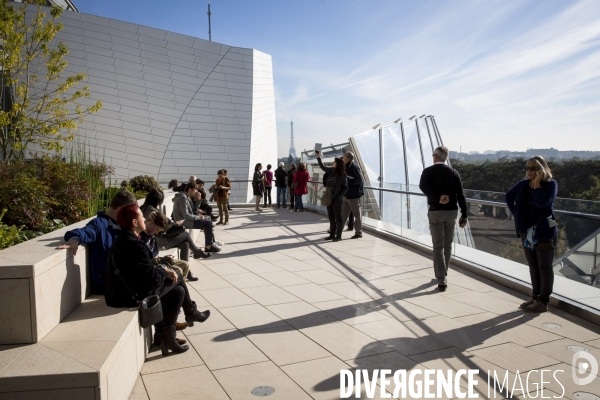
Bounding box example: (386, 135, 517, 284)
(56, 190, 137, 295)
(195, 179, 218, 221)
(173, 183, 222, 253)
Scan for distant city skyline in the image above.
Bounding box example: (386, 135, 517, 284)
(72, 0, 600, 158)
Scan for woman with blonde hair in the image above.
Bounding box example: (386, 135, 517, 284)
(505, 156, 558, 313)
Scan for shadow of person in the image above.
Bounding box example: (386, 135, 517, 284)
(312, 311, 536, 398)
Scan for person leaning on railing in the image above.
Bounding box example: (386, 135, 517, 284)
(505, 156, 558, 313)
(105, 203, 210, 356)
(316, 151, 349, 241)
(141, 188, 210, 263)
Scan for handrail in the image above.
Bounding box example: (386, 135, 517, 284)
(363, 186, 600, 221)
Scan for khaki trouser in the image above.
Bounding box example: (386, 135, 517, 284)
(428, 209, 457, 285)
(217, 196, 229, 223)
(169, 259, 190, 280)
(341, 197, 362, 233)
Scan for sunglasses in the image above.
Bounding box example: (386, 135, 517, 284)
(526, 166, 539, 172)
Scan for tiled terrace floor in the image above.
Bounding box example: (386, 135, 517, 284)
(130, 209, 600, 400)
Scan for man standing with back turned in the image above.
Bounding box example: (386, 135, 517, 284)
(419, 146, 468, 292)
(341, 151, 364, 239)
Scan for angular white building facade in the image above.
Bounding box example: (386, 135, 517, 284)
(53, 10, 277, 201)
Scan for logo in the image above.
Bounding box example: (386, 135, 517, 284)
(572, 351, 598, 386)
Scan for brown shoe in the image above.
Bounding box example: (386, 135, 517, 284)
(176, 337, 187, 345)
(176, 322, 188, 331)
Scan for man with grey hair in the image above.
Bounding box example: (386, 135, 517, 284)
(341, 151, 364, 239)
(274, 161, 288, 208)
(419, 146, 468, 292)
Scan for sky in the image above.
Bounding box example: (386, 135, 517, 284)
(73, 0, 600, 157)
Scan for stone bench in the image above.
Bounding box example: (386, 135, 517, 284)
(0, 190, 200, 399)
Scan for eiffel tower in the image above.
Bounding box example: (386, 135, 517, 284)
(289, 119, 297, 159)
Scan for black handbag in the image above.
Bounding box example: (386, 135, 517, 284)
(111, 253, 163, 329)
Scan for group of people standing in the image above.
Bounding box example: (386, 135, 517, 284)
(420, 146, 558, 313)
(252, 162, 311, 212)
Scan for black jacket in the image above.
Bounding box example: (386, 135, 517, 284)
(274, 167, 287, 187)
(345, 161, 364, 199)
(105, 229, 167, 308)
(287, 168, 296, 187)
(419, 164, 468, 219)
(317, 158, 349, 200)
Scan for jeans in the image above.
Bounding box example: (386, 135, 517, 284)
(216, 196, 229, 223)
(294, 193, 303, 211)
(326, 197, 343, 237)
(276, 186, 287, 207)
(156, 231, 200, 262)
(190, 219, 215, 246)
(520, 232, 557, 304)
(289, 187, 295, 208)
(428, 210, 457, 285)
(264, 186, 272, 206)
(341, 197, 362, 233)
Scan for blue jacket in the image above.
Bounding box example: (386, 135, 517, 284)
(505, 179, 558, 240)
(64, 212, 121, 295)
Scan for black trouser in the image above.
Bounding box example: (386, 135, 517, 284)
(190, 219, 215, 246)
(347, 211, 354, 230)
(289, 186, 294, 208)
(519, 232, 557, 304)
(200, 202, 213, 216)
(156, 272, 191, 330)
(327, 197, 344, 238)
(264, 186, 272, 206)
(157, 232, 200, 262)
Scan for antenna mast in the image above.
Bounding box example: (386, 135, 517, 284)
(207, 1, 212, 41)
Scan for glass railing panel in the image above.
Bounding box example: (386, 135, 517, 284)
(402, 121, 425, 186)
(382, 124, 406, 186)
(353, 130, 381, 184)
(418, 118, 435, 169)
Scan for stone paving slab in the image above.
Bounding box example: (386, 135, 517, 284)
(130, 209, 600, 400)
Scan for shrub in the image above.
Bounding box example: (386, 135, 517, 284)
(129, 175, 161, 193)
(0, 210, 27, 251)
(0, 162, 51, 230)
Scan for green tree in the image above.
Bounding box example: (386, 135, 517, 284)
(0, 0, 101, 162)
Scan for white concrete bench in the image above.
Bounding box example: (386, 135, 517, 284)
(0, 190, 197, 399)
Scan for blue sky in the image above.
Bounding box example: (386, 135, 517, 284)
(73, 0, 600, 157)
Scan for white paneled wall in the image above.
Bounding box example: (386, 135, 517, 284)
(247, 50, 278, 201)
(48, 10, 276, 202)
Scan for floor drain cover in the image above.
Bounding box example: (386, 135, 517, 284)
(542, 322, 562, 329)
(574, 392, 600, 400)
(251, 386, 275, 396)
(568, 345, 590, 353)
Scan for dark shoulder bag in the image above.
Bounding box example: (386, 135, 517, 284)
(111, 252, 163, 329)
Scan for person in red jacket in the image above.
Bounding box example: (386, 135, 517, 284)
(292, 162, 311, 212)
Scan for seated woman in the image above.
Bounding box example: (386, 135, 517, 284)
(140, 189, 210, 264)
(173, 183, 222, 252)
(105, 204, 210, 356)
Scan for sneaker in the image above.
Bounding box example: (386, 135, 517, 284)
(223, 222, 229, 225)
(206, 244, 221, 253)
(215, 221, 223, 225)
(438, 284, 447, 292)
(351, 233, 363, 239)
(255, 208, 262, 212)
(214, 240, 225, 247)
(522, 300, 548, 313)
(519, 297, 536, 309)
(193, 249, 211, 259)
